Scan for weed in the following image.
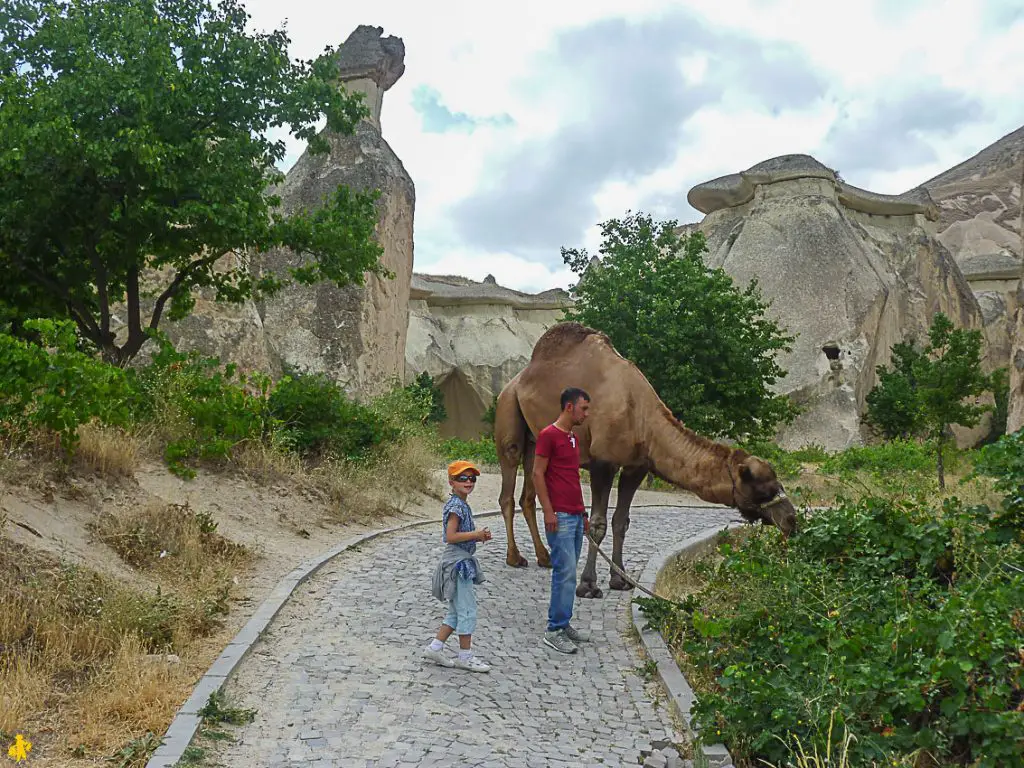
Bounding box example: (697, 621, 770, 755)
(199, 689, 256, 726)
(108, 730, 159, 767)
(636, 658, 658, 681)
(179, 745, 206, 764)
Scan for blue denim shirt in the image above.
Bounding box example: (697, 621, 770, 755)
(442, 494, 477, 580)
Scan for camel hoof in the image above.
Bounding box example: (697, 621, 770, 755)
(537, 552, 552, 568)
(507, 554, 528, 568)
(576, 583, 603, 599)
(608, 576, 633, 591)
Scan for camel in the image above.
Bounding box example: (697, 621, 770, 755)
(494, 322, 797, 598)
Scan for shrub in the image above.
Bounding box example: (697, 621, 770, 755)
(641, 496, 1024, 767)
(0, 319, 132, 450)
(820, 439, 938, 477)
(269, 369, 394, 462)
(439, 436, 499, 466)
(404, 371, 446, 425)
(126, 337, 273, 477)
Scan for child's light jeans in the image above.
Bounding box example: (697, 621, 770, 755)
(441, 572, 477, 635)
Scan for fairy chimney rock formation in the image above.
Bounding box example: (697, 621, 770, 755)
(687, 154, 989, 451)
(254, 25, 414, 397)
(335, 25, 406, 131)
(406, 274, 572, 438)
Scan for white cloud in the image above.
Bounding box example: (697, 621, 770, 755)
(243, 0, 1024, 293)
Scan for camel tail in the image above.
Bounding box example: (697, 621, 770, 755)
(494, 376, 528, 470)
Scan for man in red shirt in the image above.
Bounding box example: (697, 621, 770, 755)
(533, 386, 591, 654)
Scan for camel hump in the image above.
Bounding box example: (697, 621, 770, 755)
(530, 322, 607, 361)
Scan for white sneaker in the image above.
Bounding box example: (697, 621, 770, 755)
(453, 655, 491, 673)
(422, 646, 455, 668)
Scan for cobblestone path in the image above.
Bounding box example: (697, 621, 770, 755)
(205, 505, 733, 768)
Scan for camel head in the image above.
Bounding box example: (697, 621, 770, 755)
(730, 455, 797, 536)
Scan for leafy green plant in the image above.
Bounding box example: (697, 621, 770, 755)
(820, 439, 937, 477)
(562, 211, 797, 440)
(866, 314, 993, 488)
(0, 319, 132, 449)
(405, 371, 447, 425)
(109, 731, 159, 767)
(439, 436, 499, 466)
(641, 496, 1024, 768)
(268, 369, 394, 462)
(199, 690, 256, 726)
(0, 0, 383, 365)
(127, 337, 273, 477)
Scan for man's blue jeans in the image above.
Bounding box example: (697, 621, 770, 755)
(545, 511, 584, 632)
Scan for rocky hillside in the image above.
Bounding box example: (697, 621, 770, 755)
(922, 124, 1023, 266)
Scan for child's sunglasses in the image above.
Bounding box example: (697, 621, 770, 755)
(452, 474, 477, 483)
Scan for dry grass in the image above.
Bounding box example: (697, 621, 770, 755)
(75, 423, 141, 478)
(316, 434, 445, 523)
(0, 501, 251, 763)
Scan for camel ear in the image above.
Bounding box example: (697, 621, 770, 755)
(739, 463, 755, 483)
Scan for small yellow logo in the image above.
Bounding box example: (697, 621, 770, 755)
(7, 734, 32, 762)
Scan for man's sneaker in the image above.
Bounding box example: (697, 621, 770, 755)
(543, 629, 578, 654)
(564, 624, 590, 643)
(422, 646, 455, 668)
(453, 655, 491, 673)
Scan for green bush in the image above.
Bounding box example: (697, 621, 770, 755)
(0, 319, 132, 449)
(972, 430, 1024, 541)
(639, 495, 1024, 767)
(126, 337, 273, 478)
(820, 439, 939, 477)
(404, 371, 446, 425)
(439, 436, 498, 466)
(269, 369, 394, 462)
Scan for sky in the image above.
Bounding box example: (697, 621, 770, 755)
(244, 0, 1024, 293)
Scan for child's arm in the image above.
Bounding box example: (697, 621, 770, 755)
(445, 512, 490, 543)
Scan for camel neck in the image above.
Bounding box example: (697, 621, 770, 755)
(646, 411, 736, 506)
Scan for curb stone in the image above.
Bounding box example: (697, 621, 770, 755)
(146, 498, 710, 767)
(630, 522, 742, 768)
(146, 507, 506, 768)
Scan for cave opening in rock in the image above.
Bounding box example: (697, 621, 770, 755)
(822, 343, 841, 361)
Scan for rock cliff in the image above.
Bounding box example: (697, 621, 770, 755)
(921, 126, 1024, 376)
(254, 26, 414, 397)
(405, 274, 570, 438)
(687, 154, 988, 451)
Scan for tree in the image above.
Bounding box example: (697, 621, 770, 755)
(561, 212, 797, 441)
(0, 0, 384, 365)
(866, 313, 993, 489)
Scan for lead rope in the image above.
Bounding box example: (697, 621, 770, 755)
(584, 530, 670, 600)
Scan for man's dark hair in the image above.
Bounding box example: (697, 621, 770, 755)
(560, 387, 590, 410)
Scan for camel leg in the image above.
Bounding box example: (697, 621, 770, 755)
(520, 439, 551, 568)
(499, 450, 528, 568)
(608, 465, 648, 591)
(577, 460, 616, 599)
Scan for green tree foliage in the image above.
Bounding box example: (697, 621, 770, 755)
(562, 212, 796, 440)
(404, 371, 447, 425)
(866, 313, 992, 488)
(0, 0, 384, 365)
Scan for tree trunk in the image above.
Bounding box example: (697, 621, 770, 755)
(936, 434, 946, 491)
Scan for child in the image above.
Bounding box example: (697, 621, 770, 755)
(422, 460, 493, 672)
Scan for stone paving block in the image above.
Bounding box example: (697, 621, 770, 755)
(195, 505, 731, 768)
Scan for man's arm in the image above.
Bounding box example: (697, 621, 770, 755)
(533, 453, 557, 533)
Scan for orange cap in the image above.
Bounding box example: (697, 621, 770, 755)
(447, 460, 480, 478)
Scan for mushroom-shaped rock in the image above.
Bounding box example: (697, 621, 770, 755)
(687, 153, 988, 451)
(336, 25, 406, 90)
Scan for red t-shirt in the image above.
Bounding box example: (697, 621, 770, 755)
(536, 424, 586, 514)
